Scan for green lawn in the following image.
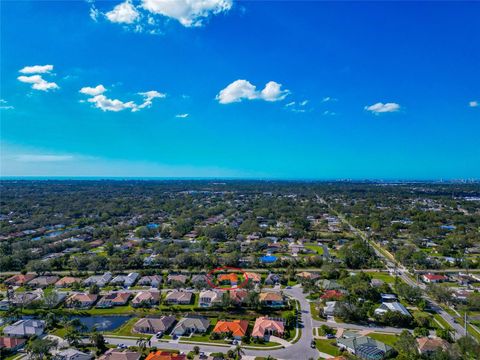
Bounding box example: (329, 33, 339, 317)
(305, 245, 324, 255)
(315, 339, 341, 356)
(104, 317, 147, 338)
(368, 272, 397, 284)
(368, 333, 399, 347)
(433, 314, 452, 330)
(309, 302, 322, 321)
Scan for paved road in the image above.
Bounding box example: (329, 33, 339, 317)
(106, 285, 319, 360)
(317, 195, 467, 340)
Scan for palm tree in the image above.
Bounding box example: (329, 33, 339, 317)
(65, 328, 82, 347)
(233, 344, 245, 359)
(136, 336, 148, 353)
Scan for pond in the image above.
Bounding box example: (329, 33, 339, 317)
(69, 315, 132, 332)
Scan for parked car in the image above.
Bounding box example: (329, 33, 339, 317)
(310, 340, 316, 348)
(326, 333, 335, 339)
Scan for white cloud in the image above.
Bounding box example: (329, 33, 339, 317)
(17, 75, 59, 91)
(299, 100, 309, 106)
(364, 102, 400, 114)
(323, 110, 336, 116)
(175, 113, 189, 118)
(141, 0, 232, 27)
(15, 154, 74, 162)
(90, 5, 100, 21)
(0, 99, 14, 110)
(285, 101, 295, 107)
(469, 100, 478, 108)
(322, 96, 337, 103)
(79, 85, 165, 112)
(80, 84, 107, 96)
(19, 65, 53, 74)
(216, 79, 289, 104)
(106, 0, 140, 24)
(285, 99, 310, 113)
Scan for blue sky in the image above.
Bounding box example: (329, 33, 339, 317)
(1, 0, 479, 179)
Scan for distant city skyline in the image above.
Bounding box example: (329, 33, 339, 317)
(1, 1, 479, 179)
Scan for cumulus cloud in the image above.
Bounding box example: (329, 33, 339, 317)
(175, 113, 189, 118)
(0, 99, 14, 110)
(106, 0, 140, 24)
(17, 65, 59, 91)
(80, 84, 107, 96)
(469, 100, 478, 108)
(19, 65, 53, 74)
(216, 79, 289, 104)
(17, 74, 59, 91)
(141, 0, 232, 27)
(364, 102, 400, 114)
(79, 85, 165, 112)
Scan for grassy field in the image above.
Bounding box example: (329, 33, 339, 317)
(368, 272, 397, 284)
(305, 244, 324, 255)
(104, 317, 147, 338)
(309, 302, 322, 321)
(315, 339, 341, 356)
(368, 332, 399, 347)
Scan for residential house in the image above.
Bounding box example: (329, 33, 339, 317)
(370, 279, 385, 288)
(0, 299, 10, 311)
(317, 279, 342, 291)
(416, 337, 449, 355)
(252, 317, 284, 340)
(10, 291, 42, 307)
(229, 289, 248, 305)
(218, 273, 238, 286)
(265, 273, 282, 286)
(259, 292, 284, 307)
(98, 349, 141, 360)
(110, 273, 140, 287)
(138, 275, 162, 288)
(165, 290, 192, 305)
(96, 292, 131, 308)
(3, 319, 46, 338)
(145, 351, 186, 360)
(66, 293, 98, 309)
(297, 272, 320, 281)
(337, 335, 393, 360)
(374, 302, 411, 317)
(452, 290, 472, 303)
(53, 349, 92, 360)
(171, 315, 210, 336)
(27, 275, 59, 288)
(0, 337, 26, 351)
(380, 294, 397, 302)
(422, 274, 448, 284)
(191, 274, 209, 288)
(55, 277, 81, 288)
(167, 274, 188, 285)
(4, 274, 36, 286)
(212, 320, 248, 340)
(321, 290, 344, 301)
(133, 316, 176, 334)
(131, 291, 160, 307)
(83, 272, 112, 287)
(324, 301, 338, 317)
(245, 272, 262, 284)
(199, 290, 222, 307)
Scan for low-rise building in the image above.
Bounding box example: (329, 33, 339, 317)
(259, 292, 284, 307)
(97, 349, 141, 360)
(337, 335, 393, 360)
(416, 337, 449, 355)
(131, 291, 160, 307)
(83, 272, 112, 287)
(374, 302, 411, 317)
(3, 319, 45, 338)
(212, 320, 248, 339)
(167, 274, 188, 285)
(138, 275, 162, 288)
(55, 277, 82, 288)
(133, 316, 176, 334)
(251, 317, 284, 340)
(145, 351, 186, 360)
(110, 273, 140, 287)
(96, 292, 131, 308)
(165, 290, 192, 305)
(53, 348, 92, 360)
(4, 274, 36, 286)
(66, 293, 98, 309)
(422, 274, 448, 284)
(0, 336, 26, 351)
(171, 315, 210, 336)
(27, 275, 59, 288)
(199, 290, 222, 307)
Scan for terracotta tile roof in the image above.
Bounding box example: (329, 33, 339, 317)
(245, 272, 262, 282)
(213, 320, 248, 337)
(55, 277, 81, 286)
(251, 317, 284, 337)
(146, 351, 186, 360)
(259, 292, 283, 302)
(4, 274, 36, 285)
(218, 273, 238, 283)
(229, 289, 248, 303)
(320, 290, 344, 300)
(98, 349, 141, 360)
